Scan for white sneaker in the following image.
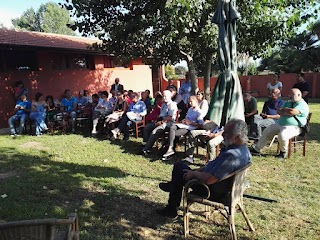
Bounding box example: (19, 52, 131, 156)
(111, 128, 120, 139)
(183, 156, 194, 164)
(163, 148, 175, 158)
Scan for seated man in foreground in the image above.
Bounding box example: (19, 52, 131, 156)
(251, 88, 309, 159)
(156, 119, 251, 218)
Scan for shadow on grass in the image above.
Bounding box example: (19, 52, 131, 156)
(0, 147, 193, 239)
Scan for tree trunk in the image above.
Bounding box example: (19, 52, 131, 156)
(203, 52, 214, 101)
(180, 50, 198, 95)
(187, 61, 198, 95)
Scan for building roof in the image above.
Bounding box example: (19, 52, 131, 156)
(0, 28, 102, 53)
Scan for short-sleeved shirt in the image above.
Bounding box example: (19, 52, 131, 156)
(129, 100, 147, 116)
(15, 100, 31, 115)
(293, 81, 310, 103)
(278, 100, 309, 126)
(95, 98, 112, 113)
(179, 81, 192, 103)
(185, 107, 204, 125)
(244, 97, 257, 114)
(202, 144, 252, 180)
(77, 97, 88, 106)
(61, 97, 77, 112)
(262, 98, 284, 122)
(267, 81, 283, 91)
(159, 101, 178, 122)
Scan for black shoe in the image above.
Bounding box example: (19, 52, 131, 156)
(248, 133, 259, 140)
(156, 206, 178, 218)
(250, 147, 261, 156)
(276, 151, 287, 159)
(159, 182, 174, 192)
(123, 136, 129, 141)
(141, 149, 151, 156)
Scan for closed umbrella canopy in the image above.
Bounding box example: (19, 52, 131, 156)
(208, 0, 244, 126)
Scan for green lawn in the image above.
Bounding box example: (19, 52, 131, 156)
(0, 99, 319, 239)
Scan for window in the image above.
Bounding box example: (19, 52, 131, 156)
(51, 53, 95, 70)
(4, 50, 38, 71)
(70, 55, 95, 70)
(103, 56, 129, 68)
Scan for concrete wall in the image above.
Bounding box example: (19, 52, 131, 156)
(0, 52, 153, 128)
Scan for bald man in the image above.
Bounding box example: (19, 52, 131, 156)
(251, 88, 309, 158)
(251, 88, 284, 138)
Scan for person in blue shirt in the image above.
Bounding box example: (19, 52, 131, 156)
(156, 119, 252, 218)
(30, 92, 48, 136)
(179, 72, 192, 104)
(77, 90, 89, 106)
(111, 92, 147, 141)
(61, 89, 78, 133)
(251, 88, 284, 138)
(8, 94, 31, 136)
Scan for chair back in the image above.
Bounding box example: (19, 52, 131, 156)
(230, 163, 251, 209)
(0, 213, 79, 240)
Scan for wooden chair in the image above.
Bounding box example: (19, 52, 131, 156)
(277, 112, 312, 158)
(183, 163, 254, 240)
(14, 118, 32, 135)
(0, 213, 79, 240)
(133, 116, 146, 138)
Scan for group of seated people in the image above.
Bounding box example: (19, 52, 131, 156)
(139, 90, 222, 162)
(8, 89, 89, 136)
(243, 72, 310, 159)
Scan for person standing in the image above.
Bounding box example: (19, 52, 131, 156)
(243, 93, 258, 136)
(111, 78, 124, 92)
(179, 72, 192, 104)
(292, 72, 310, 103)
(267, 73, 283, 97)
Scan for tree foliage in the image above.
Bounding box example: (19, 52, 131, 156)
(258, 22, 320, 73)
(12, 2, 75, 35)
(63, 0, 319, 90)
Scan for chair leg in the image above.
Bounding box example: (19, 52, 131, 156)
(135, 124, 139, 138)
(288, 139, 292, 159)
(238, 204, 255, 232)
(184, 204, 190, 237)
(303, 137, 306, 156)
(228, 212, 237, 240)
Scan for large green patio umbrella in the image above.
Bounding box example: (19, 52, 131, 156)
(207, 0, 244, 126)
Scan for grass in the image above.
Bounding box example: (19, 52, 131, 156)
(0, 99, 319, 239)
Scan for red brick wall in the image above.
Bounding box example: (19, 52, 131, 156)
(0, 53, 152, 128)
(162, 73, 320, 98)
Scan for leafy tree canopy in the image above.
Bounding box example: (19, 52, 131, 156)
(12, 2, 75, 36)
(63, 0, 319, 92)
(258, 21, 320, 73)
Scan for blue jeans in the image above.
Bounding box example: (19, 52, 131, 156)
(8, 114, 28, 134)
(30, 112, 47, 135)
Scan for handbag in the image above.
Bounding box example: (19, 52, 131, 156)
(293, 115, 310, 136)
